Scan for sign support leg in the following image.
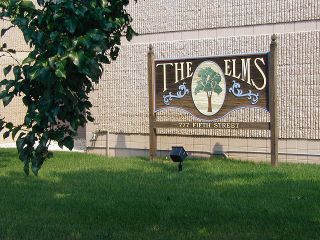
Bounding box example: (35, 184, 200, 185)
(148, 44, 157, 160)
(269, 34, 279, 166)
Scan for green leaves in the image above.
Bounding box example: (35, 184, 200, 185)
(89, 29, 105, 42)
(20, 0, 35, 9)
(0, 0, 137, 175)
(16, 135, 25, 152)
(0, 118, 4, 131)
(87, 115, 94, 122)
(214, 85, 223, 95)
(7, 48, 16, 54)
(3, 65, 12, 76)
(11, 126, 21, 139)
(22, 56, 35, 65)
(110, 46, 119, 60)
(55, 68, 66, 79)
(37, 0, 44, 6)
(195, 67, 222, 96)
(68, 50, 85, 67)
(49, 31, 59, 41)
(3, 130, 10, 139)
(63, 136, 74, 151)
(65, 17, 77, 34)
(126, 26, 138, 41)
(2, 94, 14, 107)
(22, 51, 37, 66)
(5, 122, 13, 129)
(13, 65, 21, 79)
(1, 25, 13, 37)
(74, 5, 87, 17)
(0, 120, 22, 140)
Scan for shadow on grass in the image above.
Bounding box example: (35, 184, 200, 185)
(0, 156, 320, 240)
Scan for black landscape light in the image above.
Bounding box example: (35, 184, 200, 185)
(170, 146, 188, 172)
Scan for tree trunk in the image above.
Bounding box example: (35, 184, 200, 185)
(207, 95, 212, 112)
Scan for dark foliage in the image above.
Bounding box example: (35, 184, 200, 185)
(0, 0, 137, 175)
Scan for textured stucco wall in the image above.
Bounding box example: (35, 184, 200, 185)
(89, 0, 320, 140)
(87, 133, 320, 164)
(0, 54, 27, 144)
(1, 0, 320, 159)
(128, 0, 320, 34)
(93, 31, 320, 139)
(0, 7, 33, 144)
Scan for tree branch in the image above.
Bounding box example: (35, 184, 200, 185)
(0, 17, 12, 22)
(3, 50, 21, 66)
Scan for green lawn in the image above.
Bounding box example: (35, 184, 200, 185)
(0, 148, 320, 240)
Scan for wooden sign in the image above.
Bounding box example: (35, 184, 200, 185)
(148, 35, 278, 166)
(154, 121, 270, 130)
(154, 54, 269, 120)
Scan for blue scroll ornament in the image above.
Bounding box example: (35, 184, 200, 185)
(163, 83, 189, 106)
(228, 80, 259, 105)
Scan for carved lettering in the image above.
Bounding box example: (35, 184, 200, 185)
(232, 59, 241, 79)
(174, 62, 185, 83)
(253, 58, 267, 90)
(186, 62, 193, 78)
(224, 59, 232, 76)
(241, 58, 251, 85)
(156, 63, 173, 92)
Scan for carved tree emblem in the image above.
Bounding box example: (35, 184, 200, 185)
(194, 67, 223, 112)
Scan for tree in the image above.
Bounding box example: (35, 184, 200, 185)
(0, 0, 137, 175)
(194, 67, 222, 112)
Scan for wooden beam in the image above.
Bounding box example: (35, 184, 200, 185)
(269, 34, 279, 166)
(154, 121, 270, 130)
(148, 45, 157, 160)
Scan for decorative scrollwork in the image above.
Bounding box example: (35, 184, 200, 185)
(163, 83, 189, 106)
(228, 80, 259, 105)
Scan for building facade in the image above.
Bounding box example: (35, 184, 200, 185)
(1, 0, 320, 163)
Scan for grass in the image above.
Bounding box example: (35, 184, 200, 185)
(0, 148, 320, 240)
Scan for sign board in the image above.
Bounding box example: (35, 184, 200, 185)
(148, 35, 278, 166)
(155, 54, 269, 120)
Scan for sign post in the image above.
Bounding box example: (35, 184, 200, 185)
(269, 34, 279, 166)
(148, 36, 278, 165)
(148, 45, 157, 160)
